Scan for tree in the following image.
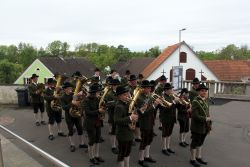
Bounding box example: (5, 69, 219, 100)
(0, 59, 23, 84)
(46, 40, 70, 56)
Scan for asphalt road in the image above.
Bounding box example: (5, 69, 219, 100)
(1, 99, 250, 167)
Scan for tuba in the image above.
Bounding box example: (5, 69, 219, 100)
(128, 87, 142, 130)
(51, 75, 63, 112)
(98, 86, 110, 120)
(69, 78, 83, 118)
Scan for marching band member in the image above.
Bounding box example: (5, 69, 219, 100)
(159, 83, 178, 156)
(44, 78, 66, 140)
(61, 82, 87, 152)
(189, 78, 200, 102)
(105, 79, 120, 154)
(176, 88, 191, 147)
(155, 75, 167, 130)
(28, 73, 46, 126)
(190, 83, 211, 167)
(135, 80, 160, 167)
(83, 84, 105, 165)
(114, 86, 138, 167)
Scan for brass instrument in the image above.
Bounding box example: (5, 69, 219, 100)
(51, 75, 63, 112)
(128, 87, 142, 130)
(151, 92, 172, 108)
(69, 78, 83, 118)
(172, 93, 190, 105)
(37, 83, 45, 96)
(98, 86, 110, 120)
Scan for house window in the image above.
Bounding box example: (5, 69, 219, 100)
(23, 77, 31, 85)
(186, 68, 195, 80)
(180, 52, 187, 63)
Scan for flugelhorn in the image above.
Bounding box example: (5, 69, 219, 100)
(151, 92, 172, 108)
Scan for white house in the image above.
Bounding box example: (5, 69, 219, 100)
(142, 41, 219, 82)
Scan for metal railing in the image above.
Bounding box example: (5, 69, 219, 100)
(0, 125, 70, 167)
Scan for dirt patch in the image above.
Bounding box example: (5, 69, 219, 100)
(0, 116, 15, 126)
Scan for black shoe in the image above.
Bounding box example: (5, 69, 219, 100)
(135, 138, 142, 142)
(70, 145, 76, 152)
(190, 160, 201, 167)
(58, 132, 67, 137)
(35, 122, 40, 126)
(183, 141, 189, 146)
(158, 126, 162, 130)
(90, 158, 99, 165)
(99, 137, 104, 143)
(138, 160, 149, 167)
(179, 142, 186, 147)
(167, 148, 175, 154)
(196, 158, 208, 165)
(111, 147, 119, 154)
(95, 157, 104, 163)
(48, 135, 54, 140)
(79, 144, 88, 148)
(41, 121, 46, 125)
(144, 157, 156, 163)
(162, 149, 170, 156)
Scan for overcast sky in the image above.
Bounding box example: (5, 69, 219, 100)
(0, 0, 250, 52)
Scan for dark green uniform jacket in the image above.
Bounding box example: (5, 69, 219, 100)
(191, 96, 210, 134)
(28, 83, 44, 104)
(176, 98, 190, 120)
(44, 87, 55, 113)
(135, 92, 155, 130)
(83, 96, 101, 131)
(60, 93, 73, 122)
(159, 94, 176, 124)
(120, 77, 128, 86)
(104, 89, 117, 123)
(128, 85, 136, 96)
(189, 87, 198, 102)
(114, 99, 133, 142)
(155, 83, 164, 96)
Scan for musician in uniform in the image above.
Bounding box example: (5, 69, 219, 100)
(61, 82, 87, 152)
(121, 70, 131, 86)
(83, 84, 105, 165)
(189, 78, 200, 102)
(159, 83, 178, 156)
(137, 73, 144, 86)
(155, 75, 167, 130)
(176, 88, 191, 147)
(127, 74, 141, 142)
(114, 86, 138, 167)
(189, 83, 211, 167)
(28, 73, 46, 126)
(44, 78, 66, 140)
(104, 78, 120, 154)
(128, 74, 137, 95)
(155, 75, 167, 96)
(136, 80, 160, 167)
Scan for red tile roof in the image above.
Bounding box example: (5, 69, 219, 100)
(142, 42, 180, 78)
(203, 60, 250, 81)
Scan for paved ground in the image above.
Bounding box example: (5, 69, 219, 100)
(0, 99, 250, 167)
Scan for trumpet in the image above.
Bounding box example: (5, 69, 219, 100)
(151, 93, 172, 108)
(172, 93, 190, 105)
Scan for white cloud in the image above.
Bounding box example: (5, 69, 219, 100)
(0, 0, 250, 51)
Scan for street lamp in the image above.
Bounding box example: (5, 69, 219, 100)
(179, 28, 186, 66)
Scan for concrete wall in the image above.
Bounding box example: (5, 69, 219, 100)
(0, 85, 24, 104)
